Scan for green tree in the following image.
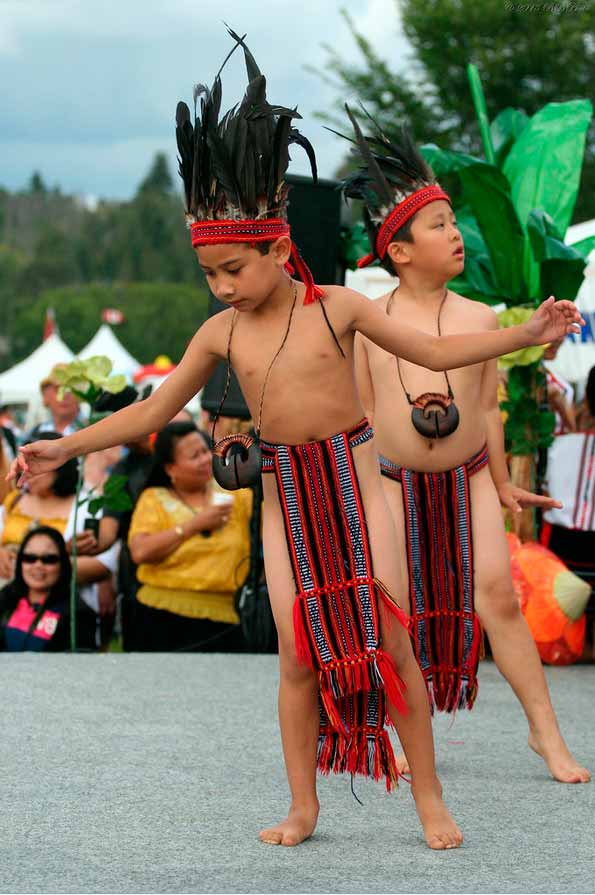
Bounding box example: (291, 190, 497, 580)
(28, 171, 47, 195)
(319, 0, 595, 221)
(137, 152, 174, 195)
(7, 282, 209, 368)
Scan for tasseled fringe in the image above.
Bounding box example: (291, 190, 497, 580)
(317, 729, 400, 792)
(469, 614, 484, 667)
(374, 577, 412, 632)
(292, 596, 313, 667)
(318, 648, 408, 733)
(375, 649, 408, 716)
(426, 672, 479, 715)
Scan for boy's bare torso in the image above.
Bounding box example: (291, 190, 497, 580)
(359, 290, 494, 472)
(209, 285, 364, 445)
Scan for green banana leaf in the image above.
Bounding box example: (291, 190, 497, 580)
(504, 100, 592, 236)
(420, 145, 480, 177)
(568, 234, 595, 260)
(448, 206, 504, 303)
(458, 162, 527, 303)
(490, 108, 529, 168)
(503, 100, 592, 295)
(527, 210, 585, 301)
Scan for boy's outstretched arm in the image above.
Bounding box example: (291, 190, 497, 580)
(349, 290, 584, 371)
(8, 316, 224, 485)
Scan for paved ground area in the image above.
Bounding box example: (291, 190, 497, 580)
(1, 655, 594, 894)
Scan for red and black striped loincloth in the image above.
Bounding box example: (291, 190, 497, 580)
(379, 445, 488, 713)
(261, 419, 409, 791)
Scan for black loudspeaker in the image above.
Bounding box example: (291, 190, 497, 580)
(201, 175, 343, 418)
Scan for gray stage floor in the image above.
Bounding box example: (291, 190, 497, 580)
(1, 654, 594, 895)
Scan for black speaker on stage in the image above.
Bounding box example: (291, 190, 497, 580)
(201, 175, 343, 419)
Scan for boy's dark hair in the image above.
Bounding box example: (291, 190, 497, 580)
(379, 216, 416, 277)
(0, 525, 72, 623)
(144, 421, 210, 490)
(24, 432, 78, 496)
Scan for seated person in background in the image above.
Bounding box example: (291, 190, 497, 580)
(30, 365, 83, 438)
(0, 433, 117, 644)
(576, 365, 595, 433)
(543, 338, 576, 435)
(0, 526, 95, 651)
(128, 422, 252, 652)
(95, 435, 154, 651)
(169, 408, 194, 424)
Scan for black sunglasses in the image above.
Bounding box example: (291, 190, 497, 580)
(21, 553, 61, 566)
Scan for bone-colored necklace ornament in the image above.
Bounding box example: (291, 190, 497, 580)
(388, 287, 460, 440)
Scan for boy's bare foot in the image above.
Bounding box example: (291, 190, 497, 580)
(528, 731, 591, 783)
(412, 781, 463, 850)
(259, 801, 320, 847)
(396, 751, 410, 776)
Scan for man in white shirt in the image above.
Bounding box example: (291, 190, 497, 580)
(29, 365, 83, 438)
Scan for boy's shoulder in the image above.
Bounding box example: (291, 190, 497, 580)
(319, 283, 380, 316)
(449, 291, 499, 329)
(196, 307, 235, 353)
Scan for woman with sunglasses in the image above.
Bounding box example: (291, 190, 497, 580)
(0, 526, 95, 651)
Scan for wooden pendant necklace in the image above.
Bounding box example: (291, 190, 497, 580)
(387, 287, 460, 440)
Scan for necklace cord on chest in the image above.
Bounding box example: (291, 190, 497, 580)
(389, 287, 454, 404)
(211, 279, 344, 441)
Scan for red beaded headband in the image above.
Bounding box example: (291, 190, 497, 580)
(357, 185, 451, 268)
(190, 218, 324, 305)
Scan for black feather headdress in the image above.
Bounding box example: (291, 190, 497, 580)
(335, 105, 449, 268)
(175, 28, 317, 224)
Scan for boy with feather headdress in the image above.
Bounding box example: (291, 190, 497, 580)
(342, 109, 589, 784)
(9, 32, 586, 848)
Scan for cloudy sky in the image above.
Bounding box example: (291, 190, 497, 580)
(1, 0, 411, 200)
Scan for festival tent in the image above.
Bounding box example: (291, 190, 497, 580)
(0, 333, 74, 407)
(0, 333, 76, 430)
(79, 325, 141, 377)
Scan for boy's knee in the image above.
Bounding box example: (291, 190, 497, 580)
(478, 583, 521, 624)
(279, 649, 316, 687)
(381, 622, 415, 669)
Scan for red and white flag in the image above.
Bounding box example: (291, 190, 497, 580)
(101, 308, 125, 325)
(43, 308, 58, 341)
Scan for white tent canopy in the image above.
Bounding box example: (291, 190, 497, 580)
(0, 333, 74, 406)
(79, 325, 140, 377)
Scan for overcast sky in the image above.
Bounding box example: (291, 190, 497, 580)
(1, 0, 411, 200)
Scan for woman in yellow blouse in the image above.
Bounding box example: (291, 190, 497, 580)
(0, 433, 108, 592)
(128, 421, 252, 651)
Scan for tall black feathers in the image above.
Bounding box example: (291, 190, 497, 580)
(175, 29, 317, 222)
(340, 104, 435, 221)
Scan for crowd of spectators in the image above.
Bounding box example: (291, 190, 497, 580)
(1, 354, 594, 654)
(0, 366, 256, 653)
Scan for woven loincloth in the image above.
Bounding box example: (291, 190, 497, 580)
(262, 419, 409, 790)
(379, 445, 488, 713)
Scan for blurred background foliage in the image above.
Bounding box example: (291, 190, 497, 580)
(316, 0, 595, 223)
(0, 153, 209, 371)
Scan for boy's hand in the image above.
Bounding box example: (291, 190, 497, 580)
(6, 439, 71, 487)
(497, 481, 562, 515)
(525, 296, 584, 346)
